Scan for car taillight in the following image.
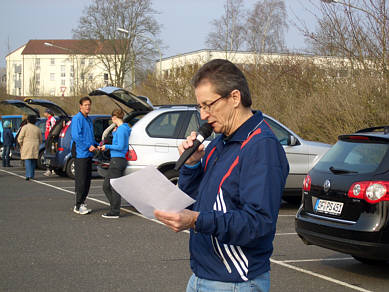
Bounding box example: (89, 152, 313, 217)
(303, 175, 311, 191)
(125, 145, 137, 161)
(348, 181, 389, 203)
(59, 121, 71, 138)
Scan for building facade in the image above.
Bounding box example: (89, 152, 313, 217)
(155, 49, 357, 79)
(6, 39, 129, 97)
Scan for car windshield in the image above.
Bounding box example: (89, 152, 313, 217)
(314, 140, 388, 174)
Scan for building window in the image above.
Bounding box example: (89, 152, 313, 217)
(51, 58, 55, 65)
(61, 65, 65, 72)
(70, 65, 74, 72)
(50, 73, 55, 81)
(89, 59, 94, 65)
(81, 58, 85, 65)
(61, 79, 66, 86)
(50, 88, 55, 95)
(61, 72, 66, 78)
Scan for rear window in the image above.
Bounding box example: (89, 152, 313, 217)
(314, 140, 388, 174)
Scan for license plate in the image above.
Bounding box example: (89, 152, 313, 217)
(314, 199, 344, 216)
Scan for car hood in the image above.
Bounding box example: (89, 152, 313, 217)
(0, 100, 40, 117)
(24, 98, 69, 117)
(89, 86, 153, 112)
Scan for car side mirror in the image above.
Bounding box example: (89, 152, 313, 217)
(288, 135, 298, 146)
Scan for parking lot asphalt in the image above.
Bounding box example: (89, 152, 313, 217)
(1, 162, 388, 292)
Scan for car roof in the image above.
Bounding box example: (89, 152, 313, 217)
(340, 126, 389, 142)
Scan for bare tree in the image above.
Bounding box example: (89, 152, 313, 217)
(245, 0, 288, 53)
(206, 0, 246, 54)
(72, 0, 161, 88)
(304, 0, 389, 75)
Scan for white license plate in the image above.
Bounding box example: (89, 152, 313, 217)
(314, 199, 344, 216)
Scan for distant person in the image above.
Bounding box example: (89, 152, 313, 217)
(71, 96, 97, 215)
(17, 115, 42, 180)
(43, 109, 56, 176)
(98, 109, 131, 219)
(2, 121, 15, 167)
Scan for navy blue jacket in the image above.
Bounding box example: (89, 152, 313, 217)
(70, 112, 97, 158)
(3, 128, 15, 147)
(178, 110, 289, 282)
(105, 123, 131, 158)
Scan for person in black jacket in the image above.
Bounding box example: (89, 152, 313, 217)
(2, 121, 15, 167)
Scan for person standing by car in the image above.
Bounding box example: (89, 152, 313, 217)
(2, 121, 15, 167)
(98, 109, 131, 219)
(154, 59, 289, 292)
(71, 96, 97, 215)
(43, 109, 56, 176)
(17, 115, 42, 180)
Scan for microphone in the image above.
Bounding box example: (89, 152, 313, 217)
(174, 123, 213, 171)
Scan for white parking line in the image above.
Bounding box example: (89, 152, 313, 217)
(0, 168, 373, 292)
(275, 232, 297, 236)
(270, 259, 371, 292)
(62, 186, 102, 189)
(281, 257, 353, 263)
(278, 214, 296, 217)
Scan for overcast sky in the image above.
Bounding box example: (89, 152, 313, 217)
(0, 0, 318, 67)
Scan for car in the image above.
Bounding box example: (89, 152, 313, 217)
(91, 86, 331, 202)
(295, 126, 389, 264)
(23, 99, 111, 179)
(0, 101, 46, 168)
(0, 115, 23, 144)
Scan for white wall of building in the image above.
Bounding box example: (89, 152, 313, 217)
(6, 48, 115, 97)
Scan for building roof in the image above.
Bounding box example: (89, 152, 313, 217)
(21, 39, 124, 55)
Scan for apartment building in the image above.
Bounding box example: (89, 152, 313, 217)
(6, 39, 129, 97)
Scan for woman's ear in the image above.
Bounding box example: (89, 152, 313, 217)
(230, 89, 241, 108)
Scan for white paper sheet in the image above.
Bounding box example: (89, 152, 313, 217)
(110, 165, 195, 219)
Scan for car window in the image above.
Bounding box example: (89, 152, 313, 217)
(93, 118, 111, 143)
(36, 119, 46, 138)
(184, 112, 200, 137)
(314, 140, 388, 174)
(147, 112, 182, 138)
(264, 117, 290, 145)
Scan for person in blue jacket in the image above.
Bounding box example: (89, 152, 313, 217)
(154, 59, 289, 292)
(98, 109, 131, 218)
(71, 96, 97, 215)
(2, 121, 15, 167)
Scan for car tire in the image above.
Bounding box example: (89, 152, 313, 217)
(162, 169, 179, 185)
(37, 150, 45, 170)
(352, 255, 388, 265)
(66, 158, 76, 179)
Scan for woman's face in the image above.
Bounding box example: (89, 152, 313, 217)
(195, 82, 237, 135)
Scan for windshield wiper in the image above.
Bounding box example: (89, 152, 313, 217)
(329, 166, 358, 174)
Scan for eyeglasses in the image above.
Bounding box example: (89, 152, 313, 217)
(196, 94, 228, 113)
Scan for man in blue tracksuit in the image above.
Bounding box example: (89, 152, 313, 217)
(99, 109, 131, 219)
(154, 59, 289, 291)
(71, 96, 97, 215)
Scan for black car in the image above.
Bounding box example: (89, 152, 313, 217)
(295, 126, 389, 264)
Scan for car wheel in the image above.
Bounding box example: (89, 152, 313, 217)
(37, 150, 45, 170)
(66, 158, 75, 179)
(352, 255, 388, 265)
(54, 168, 66, 177)
(163, 169, 179, 185)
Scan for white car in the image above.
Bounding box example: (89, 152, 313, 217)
(91, 87, 331, 202)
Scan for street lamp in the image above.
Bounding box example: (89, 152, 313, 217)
(117, 27, 163, 80)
